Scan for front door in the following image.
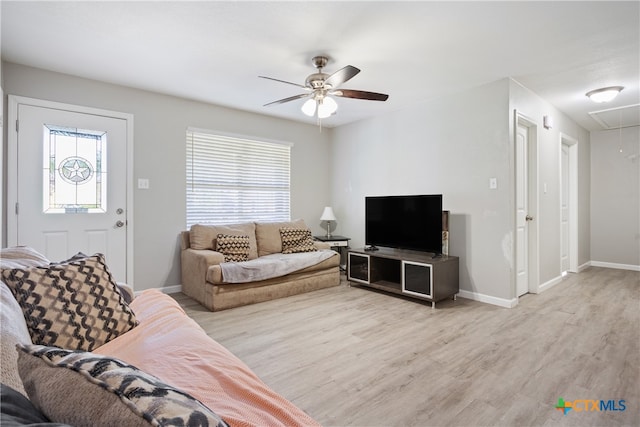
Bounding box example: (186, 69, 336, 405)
(7, 96, 131, 282)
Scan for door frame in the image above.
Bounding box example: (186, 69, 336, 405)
(513, 110, 539, 297)
(7, 95, 135, 285)
(560, 133, 579, 274)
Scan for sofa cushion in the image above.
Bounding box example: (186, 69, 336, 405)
(216, 234, 250, 262)
(0, 283, 32, 397)
(190, 223, 258, 260)
(280, 227, 318, 254)
(255, 219, 307, 257)
(206, 250, 339, 284)
(17, 344, 228, 427)
(1, 254, 137, 352)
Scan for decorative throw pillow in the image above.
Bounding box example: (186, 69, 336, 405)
(48, 251, 89, 265)
(189, 223, 258, 260)
(255, 219, 307, 256)
(280, 227, 318, 254)
(216, 234, 250, 262)
(17, 344, 228, 427)
(0, 254, 137, 352)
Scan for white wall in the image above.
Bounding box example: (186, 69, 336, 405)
(0, 83, 3, 250)
(591, 126, 640, 269)
(2, 62, 333, 291)
(332, 79, 515, 302)
(332, 78, 591, 305)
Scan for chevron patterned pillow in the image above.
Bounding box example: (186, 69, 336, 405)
(216, 234, 250, 262)
(0, 254, 137, 351)
(17, 344, 228, 427)
(280, 227, 317, 254)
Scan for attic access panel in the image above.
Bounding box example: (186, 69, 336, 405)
(589, 104, 640, 129)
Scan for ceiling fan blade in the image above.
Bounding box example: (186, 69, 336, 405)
(263, 93, 310, 106)
(259, 75, 308, 89)
(324, 65, 360, 88)
(332, 89, 389, 101)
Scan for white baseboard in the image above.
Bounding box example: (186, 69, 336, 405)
(457, 289, 518, 308)
(577, 261, 591, 273)
(158, 284, 182, 294)
(134, 284, 182, 297)
(538, 275, 563, 293)
(590, 261, 640, 272)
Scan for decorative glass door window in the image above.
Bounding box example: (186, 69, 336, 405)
(43, 125, 107, 213)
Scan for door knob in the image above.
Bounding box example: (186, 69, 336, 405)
(525, 215, 534, 221)
(115, 220, 125, 228)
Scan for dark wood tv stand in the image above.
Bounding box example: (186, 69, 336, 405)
(347, 247, 459, 308)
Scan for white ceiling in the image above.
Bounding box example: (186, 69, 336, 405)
(2, 1, 638, 131)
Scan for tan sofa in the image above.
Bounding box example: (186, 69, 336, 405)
(181, 220, 341, 311)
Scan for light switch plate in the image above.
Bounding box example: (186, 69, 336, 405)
(489, 178, 498, 189)
(138, 178, 150, 189)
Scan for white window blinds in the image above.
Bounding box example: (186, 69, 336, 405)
(186, 129, 291, 228)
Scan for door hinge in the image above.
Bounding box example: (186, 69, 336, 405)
(15, 202, 19, 215)
(15, 119, 19, 132)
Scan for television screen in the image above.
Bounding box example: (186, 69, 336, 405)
(365, 194, 443, 253)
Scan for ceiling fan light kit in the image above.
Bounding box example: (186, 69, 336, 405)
(586, 86, 624, 103)
(302, 95, 338, 118)
(260, 55, 389, 125)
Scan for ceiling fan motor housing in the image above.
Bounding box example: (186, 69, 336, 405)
(306, 73, 329, 89)
(306, 56, 331, 89)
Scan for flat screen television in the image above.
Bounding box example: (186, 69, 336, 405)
(365, 194, 443, 254)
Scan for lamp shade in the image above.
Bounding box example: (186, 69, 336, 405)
(320, 206, 337, 221)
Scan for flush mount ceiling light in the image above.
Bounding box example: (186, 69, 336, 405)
(586, 86, 624, 103)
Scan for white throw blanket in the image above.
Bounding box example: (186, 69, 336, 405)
(219, 250, 336, 283)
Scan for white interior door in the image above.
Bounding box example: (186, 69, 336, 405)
(561, 144, 570, 273)
(8, 97, 131, 282)
(515, 122, 530, 297)
(561, 134, 579, 274)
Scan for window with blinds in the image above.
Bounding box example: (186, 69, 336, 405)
(186, 129, 291, 228)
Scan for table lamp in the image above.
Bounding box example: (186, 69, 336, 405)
(320, 207, 336, 238)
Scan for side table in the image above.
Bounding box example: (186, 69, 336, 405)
(314, 235, 350, 271)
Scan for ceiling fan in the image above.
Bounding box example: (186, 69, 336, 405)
(259, 56, 389, 120)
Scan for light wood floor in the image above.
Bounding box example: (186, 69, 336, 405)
(171, 267, 639, 427)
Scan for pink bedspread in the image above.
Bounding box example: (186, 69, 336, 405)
(94, 290, 319, 427)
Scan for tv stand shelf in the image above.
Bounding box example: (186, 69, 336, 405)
(347, 247, 459, 308)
